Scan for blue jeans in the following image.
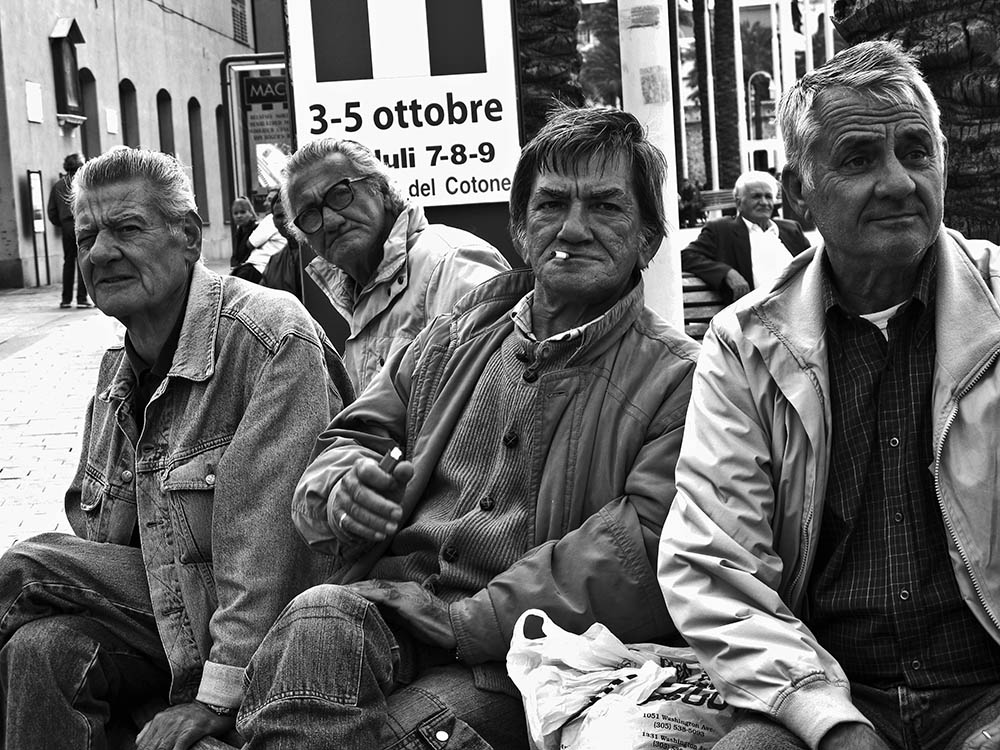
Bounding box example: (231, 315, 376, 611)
(238, 584, 529, 750)
(715, 682, 1000, 750)
(0, 533, 170, 749)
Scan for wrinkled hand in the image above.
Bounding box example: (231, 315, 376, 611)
(348, 579, 456, 650)
(961, 717, 1000, 749)
(327, 456, 414, 543)
(724, 269, 751, 299)
(136, 701, 235, 750)
(819, 722, 890, 750)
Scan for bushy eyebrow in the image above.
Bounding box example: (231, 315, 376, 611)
(534, 185, 630, 201)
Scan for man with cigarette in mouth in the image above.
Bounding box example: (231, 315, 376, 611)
(236, 105, 699, 749)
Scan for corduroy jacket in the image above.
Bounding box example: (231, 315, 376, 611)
(293, 268, 699, 691)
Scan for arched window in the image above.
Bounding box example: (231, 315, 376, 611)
(216, 105, 234, 220)
(157, 89, 175, 155)
(188, 97, 208, 221)
(78, 67, 100, 158)
(118, 78, 140, 147)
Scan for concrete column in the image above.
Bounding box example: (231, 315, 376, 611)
(618, 0, 683, 329)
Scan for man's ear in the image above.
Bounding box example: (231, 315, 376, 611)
(182, 210, 204, 262)
(638, 230, 664, 269)
(940, 136, 949, 194)
(781, 169, 811, 223)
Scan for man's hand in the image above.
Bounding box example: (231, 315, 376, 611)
(724, 268, 751, 299)
(961, 718, 1000, 749)
(819, 722, 890, 750)
(327, 456, 414, 543)
(136, 701, 235, 750)
(347, 579, 457, 650)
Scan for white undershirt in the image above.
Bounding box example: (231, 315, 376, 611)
(860, 301, 906, 341)
(743, 217, 794, 291)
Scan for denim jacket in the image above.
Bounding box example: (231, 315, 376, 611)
(64, 263, 352, 707)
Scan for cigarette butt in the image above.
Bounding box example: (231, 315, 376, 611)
(553, 251, 569, 260)
(378, 446, 403, 473)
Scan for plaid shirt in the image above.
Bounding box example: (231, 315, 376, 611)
(807, 247, 1000, 688)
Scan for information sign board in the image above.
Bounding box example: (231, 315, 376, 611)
(286, 0, 520, 206)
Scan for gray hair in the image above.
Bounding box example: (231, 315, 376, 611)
(733, 170, 778, 200)
(777, 40, 943, 190)
(282, 138, 405, 243)
(71, 146, 198, 222)
(508, 104, 669, 258)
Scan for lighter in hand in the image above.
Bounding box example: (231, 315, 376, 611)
(378, 446, 403, 473)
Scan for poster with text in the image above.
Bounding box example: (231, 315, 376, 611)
(287, 0, 521, 207)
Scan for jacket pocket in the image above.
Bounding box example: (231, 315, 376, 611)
(161, 444, 227, 564)
(80, 463, 138, 543)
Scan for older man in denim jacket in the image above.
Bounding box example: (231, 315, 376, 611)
(0, 147, 353, 750)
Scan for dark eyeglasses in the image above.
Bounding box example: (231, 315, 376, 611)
(293, 175, 371, 234)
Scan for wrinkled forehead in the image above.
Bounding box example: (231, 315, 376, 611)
(740, 180, 775, 196)
(535, 149, 631, 182)
(288, 152, 358, 207)
(75, 178, 158, 226)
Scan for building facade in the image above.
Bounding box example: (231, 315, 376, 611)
(0, 0, 262, 288)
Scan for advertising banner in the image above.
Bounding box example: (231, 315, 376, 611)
(286, 0, 520, 207)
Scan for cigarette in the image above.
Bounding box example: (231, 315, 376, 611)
(378, 446, 403, 473)
(553, 251, 569, 260)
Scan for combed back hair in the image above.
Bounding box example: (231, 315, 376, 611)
(282, 138, 405, 241)
(508, 104, 669, 256)
(71, 146, 197, 221)
(777, 40, 943, 190)
(734, 170, 778, 200)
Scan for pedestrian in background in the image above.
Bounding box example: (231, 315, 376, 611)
(234, 188, 287, 284)
(681, 169, 810, 302)
(47, 153, 91, 309)
(229, 196, 257, 272)
(262, 186, 306, 300)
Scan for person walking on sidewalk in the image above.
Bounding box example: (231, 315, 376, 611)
(47, 152, 91, 308)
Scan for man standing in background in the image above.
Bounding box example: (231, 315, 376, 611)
(47, 152, 91, 309)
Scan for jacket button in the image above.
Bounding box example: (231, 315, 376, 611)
(121, 469, 134, 482)
(502, 430, 519, 448)
(205, 473, 216, 486)
(479, 496, 495, 511)
(435, 730, 449, 742)
(523, 370, 538, 383)
(397, 276, 405, 285)
(442, 546, 458, 563)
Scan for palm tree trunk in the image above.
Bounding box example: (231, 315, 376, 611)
(712, 0, 742, 188)
(515, 0, 584, 142)
(692, 0, 716, 186)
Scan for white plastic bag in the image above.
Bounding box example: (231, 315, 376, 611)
(507, 609, 734, 750)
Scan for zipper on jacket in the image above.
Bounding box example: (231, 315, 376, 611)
(934, 347, 1000, 632)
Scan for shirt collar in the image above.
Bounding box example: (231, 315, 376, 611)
(742, 215, 777, 235)
(509, 291, 589, 343)
(124, 272, 191, 381)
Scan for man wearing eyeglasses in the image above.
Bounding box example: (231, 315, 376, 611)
(284, 139, 510, 392)
(0, 147, 353, 750)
